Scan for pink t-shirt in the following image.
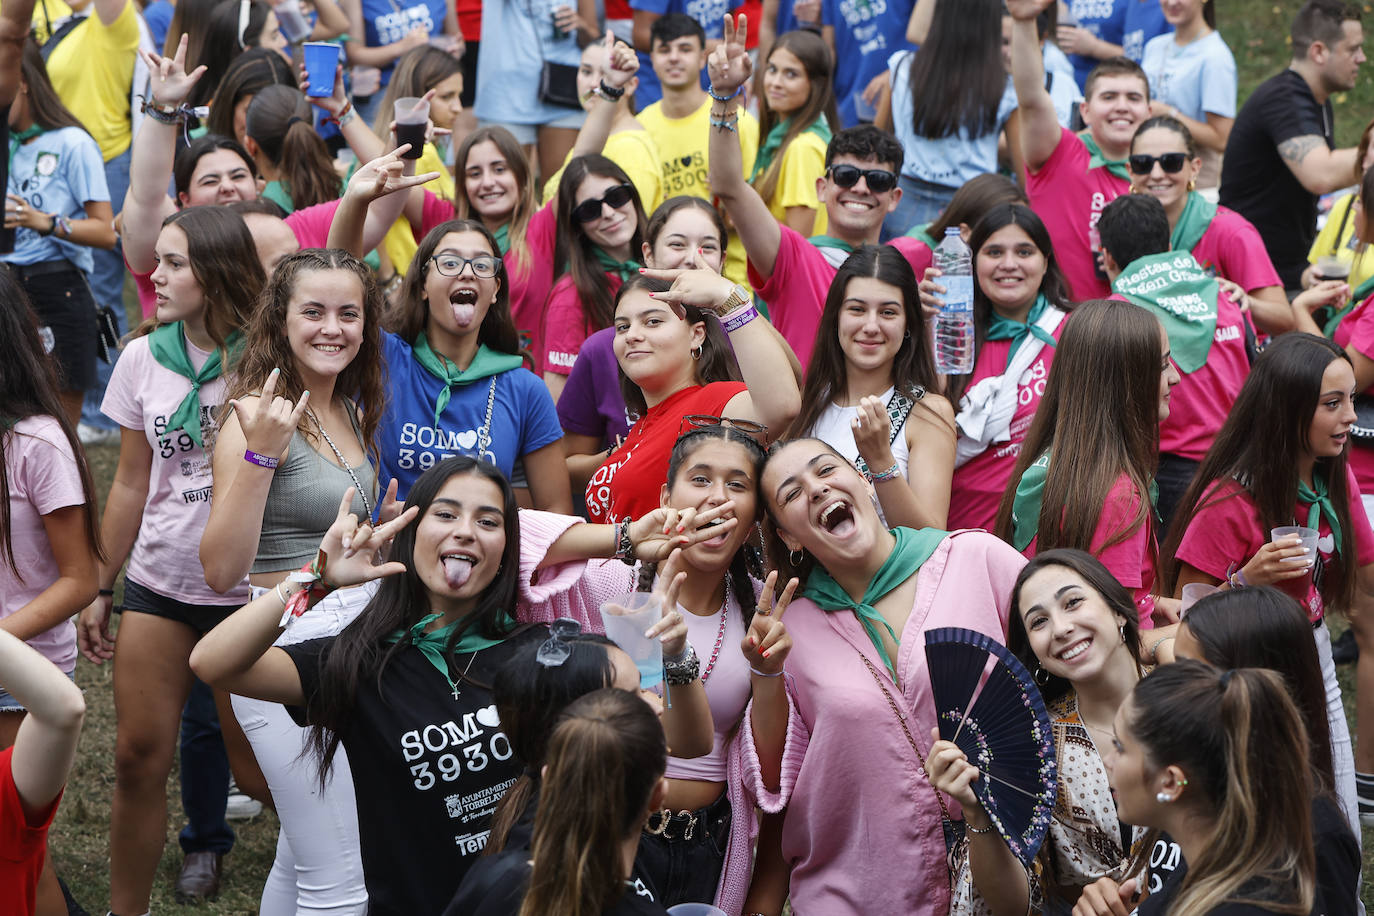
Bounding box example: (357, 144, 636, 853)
(101, 334, 251, 606)
(1191, 206, 1283, 293)
(0, 416, 84, 670)
(1175, 467, 1374, 622)
(540, 272, 622, 376)
(507, 202, 558, 358)
(1333, 294, 1374, 493)
(1025, 128, 1129, 302)
(947, 318, 1066, 531)
(748, 227, 931, 368)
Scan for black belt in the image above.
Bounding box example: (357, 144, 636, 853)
(643, 791, 730, 842)
(6, 258, 78, 281)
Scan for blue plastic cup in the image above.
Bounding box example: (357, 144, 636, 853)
(302, 42, 341, 98)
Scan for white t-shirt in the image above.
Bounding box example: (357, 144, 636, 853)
(807, 387, 914, 527)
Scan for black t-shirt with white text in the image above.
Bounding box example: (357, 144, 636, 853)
(284, 625, 546, 916)
(445, 846, 667, 916)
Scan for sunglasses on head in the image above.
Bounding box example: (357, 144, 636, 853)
(572, 183, 634, 223)
(677, 414, 769, 445)
(1128, 152, 1189, 175)
(826, 164, 898, 193)
(536, 618, 582, 667)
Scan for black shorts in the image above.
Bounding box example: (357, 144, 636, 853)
(12, 260, 97, 391)
(459, 40, 479, 108)
(118, 578, 241, 637)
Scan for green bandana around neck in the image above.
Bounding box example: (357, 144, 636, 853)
(1298, 471, 1344, 560)
(808, 235, 855, 255)
(410, 335, 524, 430)
(491, 223, 511, 256)
(1322, 274, 1374, 338)
(905, 223, 939, 249)
(751, 115, 833, 182)
(1112, 250, 1219, 374)
(8, 124, 44, 161)
(800, 526, 946, 679)
(383, 611, 517, 698)
(986, 294, 1058, 371)
(1169, 191, 1217, 255)
(593, 246, 643, 283)
(1010, 451, 1158, 552)
(1081, 133, 1130, 182)
(147, 323, 241, 450)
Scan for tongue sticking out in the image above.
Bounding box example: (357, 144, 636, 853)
(451, 290, 479, 328)
(442, 557, 474, 589)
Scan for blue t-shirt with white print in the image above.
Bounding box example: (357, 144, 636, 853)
(3, 126, 109, 274)
(821, 0, 915, 126)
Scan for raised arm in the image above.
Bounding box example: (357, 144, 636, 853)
(1007, 0, 1061, 172)
(706, 14, 783, 277)
(905, 0, 936, 45)
(2, 629, 85, 821)
(0, 0, 35, 105)
(570, 34, 640, 160)
(310, 0, 351, 39)
(326, 148, 440, 257)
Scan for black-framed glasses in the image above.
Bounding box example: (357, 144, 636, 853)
(826, 164, 898, 193)
(537, 618, 582, 667)
(430, 253, 501, 278)
(1127, 152, 1189, 175)
(678, 414, 768, 445)
(572, 183, 634, 223)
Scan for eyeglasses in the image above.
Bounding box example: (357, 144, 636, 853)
(1127, 152, 1189, 175)
(430, 253, 501, 278)
(537, 618, 582, 667)
(826, 164, 898, 193)
(678, 414, 769, 445)
(572, 183, 634, 223)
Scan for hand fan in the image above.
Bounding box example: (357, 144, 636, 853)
(923, 626, 1057, 868)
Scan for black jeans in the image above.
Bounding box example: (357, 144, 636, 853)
(1156, 452, 1201, 536)
(635, 791, 732, 907)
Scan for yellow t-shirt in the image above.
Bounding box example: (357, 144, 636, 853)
(46, 0, 140, 162)
(638, 98, 759, 289)
(542, 127, 665, 217)
(380, 142, 455, 277)
(766, 130, 827, 237)
(31, 0, 74, 45)
(1309, 192, 1374, 293)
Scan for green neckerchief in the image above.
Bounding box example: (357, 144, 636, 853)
(492, 223, 511, 256)
(147, 323, 240, 449)
(800, 526, 946, 680)
(750, 115, 833, 182)
(1298, 471, 1343, 560)
(1322, 274, 1374, 338)
(905, 223, 939, 249)
(1169, 191, 1217, 254)
(411, 335, 525, 430)
(986, 294, 1058, 371)
(808, 235, 855, 255)
(1011, 450, 1158, 552)
(261, 180, 296, 215)
(1112, 251, 1219, 374)
(8, 124, 43, 161)
(593, 246, 643, 283)
(1081, 133, 1130, 182)
(383, 611, 517, 698)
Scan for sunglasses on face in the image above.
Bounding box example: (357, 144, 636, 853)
(430, 254, 501, 278)
(1128, 153, 1189, 175)
(825, 164, 898, 193)
(572, 183, 634, 223)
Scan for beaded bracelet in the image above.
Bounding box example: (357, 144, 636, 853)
(709, 115, 738, 133)
(966, 821, 997, 835)
(866, 462, 902, 484)
(324, 100, 354, 126)
(706, 84, 742, 102)
(597, 79, 626, 101)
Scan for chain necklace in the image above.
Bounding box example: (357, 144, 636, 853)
(698, 596, 730, 684)
(448, 650, 480, 700)
(308, 407, 373, 518)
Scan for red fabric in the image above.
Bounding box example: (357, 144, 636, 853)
(457, 0, 481, 39)
(0, 746, 62, 916)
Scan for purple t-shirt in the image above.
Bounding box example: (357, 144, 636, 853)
(556, 327, 633, 446)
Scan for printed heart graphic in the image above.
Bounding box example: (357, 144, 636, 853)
(1318, 533, 1335, 555)
(681, 155, 693, 166)
(456, 429, 479, 450)
(475, 704, 501, 728)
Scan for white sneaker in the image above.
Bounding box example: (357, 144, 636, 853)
(226, 779, 263, 821)
(77, 423, 119, 447)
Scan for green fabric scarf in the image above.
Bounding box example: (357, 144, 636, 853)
(383, 611, 517, 697)
(905, 223, 939, 249)
(593, 246, 643, 283)
(1322, 274, 1374, 338)
(800, 526, 946, 679)
(8, 124, 43, 161)
(1010, 450, 1158, 552)
(1112, 250, 1219, 374)
(1169, 191, 1217, 255)
(1298, 471, 1343, 560)
(808, 235, 855, 255)
(147, 323, 240, 450)
(410, 335, 524, 430)
(491, 223, 511, 256)
(1081, 134, 1130, 182)
(986, 295, 1058, 371)
(750, 115, 834, 182)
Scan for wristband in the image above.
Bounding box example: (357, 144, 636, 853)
(36, 214, 55, 237)
(279, 550, 334, 627)
(865, 462, 902, 484)
(663, 644, 700, 685)
(709, 115, 738, 133)
(1148, 635, 1174, 663)
(54, 215, 71, 238)
(244, 449, 280, 469)
(706, 84, 742, 102)
(720, 303, 758, 333)
(614, 519, 636, 564)
(98, 588, 114, 597)
(749, 665, 783, 678)
(597, 79, 626, 101)
(1225, 562, 1248, 589)
(324, 100, 353, 126)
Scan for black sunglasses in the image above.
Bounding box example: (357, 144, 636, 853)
(1128, 152, 1189, 175)
(572, 183, 634, 223)
(826, 164, 898, 193)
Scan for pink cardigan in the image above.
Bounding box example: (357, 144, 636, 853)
(734, 530, 1026, 915)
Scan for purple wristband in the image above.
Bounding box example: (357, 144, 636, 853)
(244, 449, 280, 469)
(720, 303, 758, 333)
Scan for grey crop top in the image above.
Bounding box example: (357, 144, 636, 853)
(251, 408, 377, 574)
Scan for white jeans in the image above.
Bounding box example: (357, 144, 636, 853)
(1315, 619, 1362, 845)
(234, 584, 377, 915)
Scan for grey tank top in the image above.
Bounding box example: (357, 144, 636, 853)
(252, 407, 377, 574)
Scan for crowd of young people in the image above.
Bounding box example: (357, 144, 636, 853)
(2, 0, 1374, 913)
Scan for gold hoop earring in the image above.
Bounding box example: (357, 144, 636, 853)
(1187, 178, 1196, 192)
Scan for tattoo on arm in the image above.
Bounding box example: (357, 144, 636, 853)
(1279, 135, 1325, 166)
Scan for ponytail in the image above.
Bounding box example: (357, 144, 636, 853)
(244, 85, 341, 212)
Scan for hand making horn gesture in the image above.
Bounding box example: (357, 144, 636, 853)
(227, 367, 311, 464)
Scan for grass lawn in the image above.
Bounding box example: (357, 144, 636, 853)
(46, 6, 1374, 911)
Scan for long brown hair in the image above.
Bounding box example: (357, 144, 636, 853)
(994, 301, 1162, 573)
(454, 127, 537, 274)
(225, 249, 388, 460)
(751, 30, 838, 206)
(553, 155, 648, 334)
(371, 46, 462, 138)
(206, 47, 298, 140)
(19, 37, 85, 132)
(244, 85, 341, 212)
(520, 689, 666, 916)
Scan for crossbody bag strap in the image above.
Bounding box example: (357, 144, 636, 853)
(853, 386, 921, 479)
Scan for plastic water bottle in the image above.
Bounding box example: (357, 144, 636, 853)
(933, 227, 974, 374)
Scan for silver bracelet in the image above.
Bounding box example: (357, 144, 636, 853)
(966, 820, 997, 835)
(663, 644, 700, 685)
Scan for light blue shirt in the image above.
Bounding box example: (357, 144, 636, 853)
(887, 49, 1018, 187)
(474, 0, 586, 124)
(3, 126, 108, 273)
(1043, 42, 1082, 128)
(1141, 29, 1236, 122)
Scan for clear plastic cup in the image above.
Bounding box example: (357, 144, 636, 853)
(666, 905, 728, 916)
(1316, 255, 1351, 283)
(1271, 526, 1319, 566)
(273, 0, 312, 44)
(598, 592, 663, 688)
(301, 42, 341, 97)
(1179, 582, 1218, 616)
(393, 96, 430, 160)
